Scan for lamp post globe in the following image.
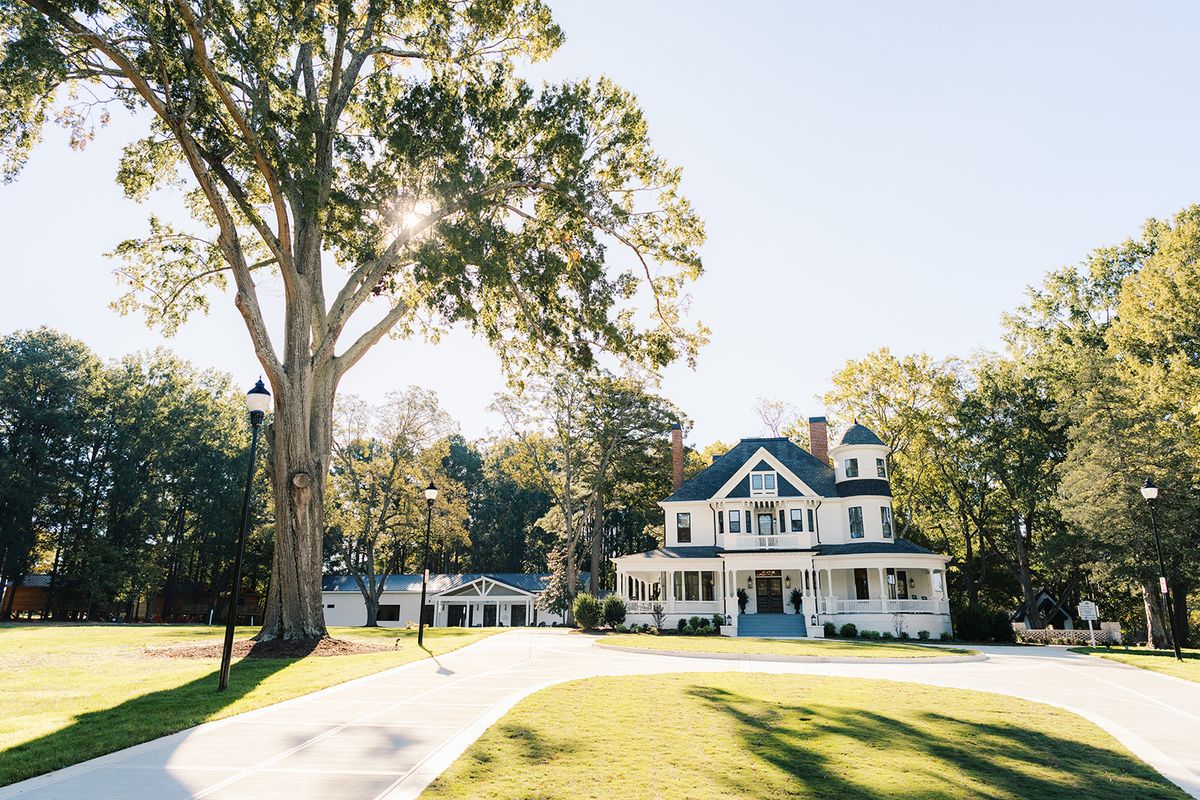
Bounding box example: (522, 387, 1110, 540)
(1141, 477, 1182, 662)
(418, 482, 438, 648)
(218, 378, 271, 692)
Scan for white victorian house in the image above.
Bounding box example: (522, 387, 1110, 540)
(613, 418, 953, 638)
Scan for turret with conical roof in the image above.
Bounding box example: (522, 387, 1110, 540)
(829, 420, 895, 541)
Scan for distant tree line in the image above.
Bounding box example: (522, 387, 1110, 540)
(0, 328, 267, 621)
(757, 205, 1200, 648)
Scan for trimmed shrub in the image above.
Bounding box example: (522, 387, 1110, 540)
(939, 631, 952, 641)
(917, 630, 931, 641)
(839, 623, 858, 638)
(612, 623, 628, 634)
(823, 622, 837, 637)
(677, 617, 688, 632)
(881, 631, 894, 640)
(860, 629, 881, 640)
(689, 616, 705, 630)
(711, 614, 725, 630)
(602, 595, 627, 629)
(572, 593, 602, 630)
(898, 631, 910, 640)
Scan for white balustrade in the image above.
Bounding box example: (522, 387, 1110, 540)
(819, 597, 949, 615)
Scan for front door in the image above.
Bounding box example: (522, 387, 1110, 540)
(447, 604, 466, 627)
(757, 513, 775, 535)
(511, 604, 527, 627)
(483, 604, 498, 627)
(755, 570, 783, 614)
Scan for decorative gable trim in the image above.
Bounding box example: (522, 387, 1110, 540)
(712, 447, 820, 499)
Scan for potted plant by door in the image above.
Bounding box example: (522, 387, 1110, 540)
(790, 588, 803, 614)
(737, 588, 749, 614)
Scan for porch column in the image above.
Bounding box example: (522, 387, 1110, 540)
(877, 567, 888, 611)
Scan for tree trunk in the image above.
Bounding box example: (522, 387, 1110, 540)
(588, 493, 605, 595)
(1014, 514, 1041, 628)
(364, 596, 379, 627)
(1142, 582, 1169, 649)
(1173, 582, 1190, 649)
(255, 354, 335, 641)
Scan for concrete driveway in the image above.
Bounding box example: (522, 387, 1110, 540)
(2, 629, 1198, 799)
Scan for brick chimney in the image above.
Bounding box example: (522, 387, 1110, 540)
(670, 422, 684, 491)
(808, 416, 828, 464)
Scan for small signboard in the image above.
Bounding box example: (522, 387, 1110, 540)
(1078, 600, 1099, 647)
(1077, 600, 1099, 621)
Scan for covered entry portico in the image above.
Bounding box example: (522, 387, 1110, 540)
(434, 575, 536, 628)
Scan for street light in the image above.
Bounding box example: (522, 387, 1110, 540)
(417, 481, 438, 648)
(1141, 478, 1183, 662)
(218, 378, 271, 691)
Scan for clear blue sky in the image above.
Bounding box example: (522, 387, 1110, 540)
(2, 2, 1199, 446)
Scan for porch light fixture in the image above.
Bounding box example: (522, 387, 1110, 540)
(747, 575, 753, 588)
(784, 576, 791, 588)
(725, 614, 732, 626)
(810, 614, 817, 626)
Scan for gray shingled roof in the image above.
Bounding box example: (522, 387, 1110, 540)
(321, 573, 587, 594)
(617, 546, 724, 559)
(815, 540, 937, 557)
(839, 424, 886, 447)
(664, 438, 835, 502)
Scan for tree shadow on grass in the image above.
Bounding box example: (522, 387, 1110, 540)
(684, 684, 1185, 800)
(0, 656, 293, 788)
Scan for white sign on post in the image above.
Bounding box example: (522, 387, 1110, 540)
(1078, 600, 1099, 647)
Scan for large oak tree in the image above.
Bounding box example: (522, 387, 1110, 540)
(1, 0, 705, 639)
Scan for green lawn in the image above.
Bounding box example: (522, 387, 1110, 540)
(1070, 646, 1200, 683)
(422, 672, 1184, 799)
(596, 632, 977, 658)
(0, 622, 498, 786)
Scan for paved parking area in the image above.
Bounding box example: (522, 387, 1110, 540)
(2, 630, 1198, 799)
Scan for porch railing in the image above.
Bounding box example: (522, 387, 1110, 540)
(819, 597, 949, 615)
(625, 599, 720, 614)
(627, 600, 660, 614)
(723, 533, 805, 550)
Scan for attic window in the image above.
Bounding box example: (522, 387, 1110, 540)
(750, 471, 777, 497)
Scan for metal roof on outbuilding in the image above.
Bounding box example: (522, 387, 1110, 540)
(320, 572, 582, 594)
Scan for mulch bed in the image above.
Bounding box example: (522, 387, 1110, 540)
(144, 637, 394, 659)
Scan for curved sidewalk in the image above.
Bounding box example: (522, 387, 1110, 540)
(2, 630, 1198, 799)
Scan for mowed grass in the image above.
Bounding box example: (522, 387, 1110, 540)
(422, 673, 1185, 800)
(1070, 646, 1200, 683)
(596, 632, 977, 658)
(0, 622, 499, 786)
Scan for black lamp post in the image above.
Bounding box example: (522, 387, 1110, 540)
(1141, 478, 1183, 662)
(417, 481, 438, 648)
(218, 379, 271, 691)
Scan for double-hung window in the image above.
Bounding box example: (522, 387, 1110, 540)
(676, 512, 691, 543)
(845, 458, 859, 478)
(881, 506, 893, 538)
(848, 506, 864, 538)
(750, 471, 777, 497)
(674, 571, 715, 602)
(789, 508, 804, 532)
(876, 458, 887, 478)
(728, 509, 742, 533)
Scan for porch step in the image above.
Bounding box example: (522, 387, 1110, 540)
(737, 613, 808, 638)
